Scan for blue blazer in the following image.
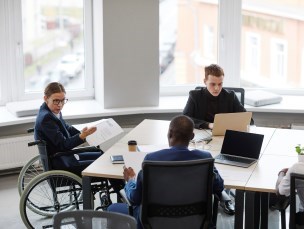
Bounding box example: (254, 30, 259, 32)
(34, 102, 84, 157)
(124, 146, 224, 206)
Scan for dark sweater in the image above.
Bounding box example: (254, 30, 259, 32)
(183, 88, 253, 129)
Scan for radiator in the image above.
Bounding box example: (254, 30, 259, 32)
(0, 135, 38, 170)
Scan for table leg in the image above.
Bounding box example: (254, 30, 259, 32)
(235, 190, 244, 229)
(260, 192, 269, 229)
(82, 176, 92, 209)
(245, 191, 261, 229)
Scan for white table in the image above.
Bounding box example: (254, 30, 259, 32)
(82, 119, 299, 229)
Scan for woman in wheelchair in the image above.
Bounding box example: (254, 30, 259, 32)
(34, 82, 102, 176)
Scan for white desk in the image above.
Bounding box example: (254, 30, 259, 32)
(82, 119, 296, 229)
(263, 128, 304, 156)
(242, 129, 303, 229)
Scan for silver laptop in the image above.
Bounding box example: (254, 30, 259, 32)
(212, 112, 252, 136)
(214, 129, 264, 168)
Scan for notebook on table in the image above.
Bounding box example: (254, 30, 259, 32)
(214, 129, 264, 168)
(212, 112, 252, 136)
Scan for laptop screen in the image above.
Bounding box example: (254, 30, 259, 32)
(220, 130, 264, 159)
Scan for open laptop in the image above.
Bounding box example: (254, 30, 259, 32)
(212, 112, 252, 136)
(214, 129, 264, 168)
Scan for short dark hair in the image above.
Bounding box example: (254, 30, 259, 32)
(204, 64, 224, 80)
(44, 82, 66, 98)
(169, 115, 194, 142)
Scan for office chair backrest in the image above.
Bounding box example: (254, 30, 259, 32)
(53, 210, 137, 229)
(195, 86, 245, 106)
(290, 172, 304, 228)
(141, 158, 214, 229)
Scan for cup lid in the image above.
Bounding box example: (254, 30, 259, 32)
(128, 140, 137, 145)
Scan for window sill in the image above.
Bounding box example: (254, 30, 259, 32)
(0, 95, 303, 127)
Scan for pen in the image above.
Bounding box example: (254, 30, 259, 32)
(205, 138, 212, 144)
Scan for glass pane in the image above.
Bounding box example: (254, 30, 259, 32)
(241, 0, 304, 89)
(22, 0, 85, 92)
(160, 0, 219, 86)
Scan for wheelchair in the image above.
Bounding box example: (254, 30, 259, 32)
(18, 130, 117, 229)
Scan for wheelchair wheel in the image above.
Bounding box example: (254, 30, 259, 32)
(19, 170, 82, 229)
(17, 155, 44, 195)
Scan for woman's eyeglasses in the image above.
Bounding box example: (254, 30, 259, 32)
(52, 99, 68, 105)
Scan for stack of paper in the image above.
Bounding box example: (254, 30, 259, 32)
(74, 118, 123, 146)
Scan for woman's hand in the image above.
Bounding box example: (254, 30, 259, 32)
(79, 126, 97, 140)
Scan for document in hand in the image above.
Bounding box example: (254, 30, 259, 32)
(74, 118, 123, 146)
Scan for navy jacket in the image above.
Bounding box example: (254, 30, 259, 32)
(183, 88, 252, 129)
(34, 102, 84, 157)
(124, 146, 224, 206)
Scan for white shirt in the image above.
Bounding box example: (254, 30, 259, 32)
(279, 162, 304, 211)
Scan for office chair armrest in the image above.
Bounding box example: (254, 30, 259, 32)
(53, 146, 103, 158)
(119, 189, 134, 216)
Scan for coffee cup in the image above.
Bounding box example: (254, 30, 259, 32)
(128, 140, 137, 152)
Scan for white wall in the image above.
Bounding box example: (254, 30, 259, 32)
(96, 0, 159, 108)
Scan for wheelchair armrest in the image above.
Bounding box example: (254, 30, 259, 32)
(70, 146, 102, 153)
(52, 146, 103, 158)
(119, 189, 134, 216)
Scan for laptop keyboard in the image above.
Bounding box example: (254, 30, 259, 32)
(216, 154, 255, 164)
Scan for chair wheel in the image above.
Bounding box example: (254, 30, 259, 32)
(99, 193, 112, 210)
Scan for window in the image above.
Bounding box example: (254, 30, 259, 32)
(245, 33, 260, 73)
(241, 32, 261, 84)
(159, 0, 219, 89)
(241, 0, 303, 92)
(160, 0, 304, 95)
(21, 0, 93, 97)
(0, 0, 93, 105)
(271, 39, 287, 81)
(203, 25, 215, 60)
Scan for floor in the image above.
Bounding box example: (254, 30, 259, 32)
(0, 173, 286, 229)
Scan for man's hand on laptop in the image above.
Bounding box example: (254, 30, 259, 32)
(208, 123, 214, 129)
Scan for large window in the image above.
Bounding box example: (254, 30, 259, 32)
(21, 0, 94, 97)
(159, 0, 219, 87)
(241, 0, 304, 91)
(22, 0, 86, 92)
(160, 0, 304, 95)
(0, 0, 93, 105)
(2, 0, 304, 108)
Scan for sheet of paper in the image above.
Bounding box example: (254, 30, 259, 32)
(123, 152, 149, 175)
(137, 144, 169, 153)
(74, 118, 123, 146)
(124, 144, 168, 176)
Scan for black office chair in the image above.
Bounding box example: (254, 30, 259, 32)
(290, 173, 304, 229)
(53, 210, 137, 229)
(195, 86, 245, 106)
(140, 159, 215, 229)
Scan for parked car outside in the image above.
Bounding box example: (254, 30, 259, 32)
(56, 54, 82, 79)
